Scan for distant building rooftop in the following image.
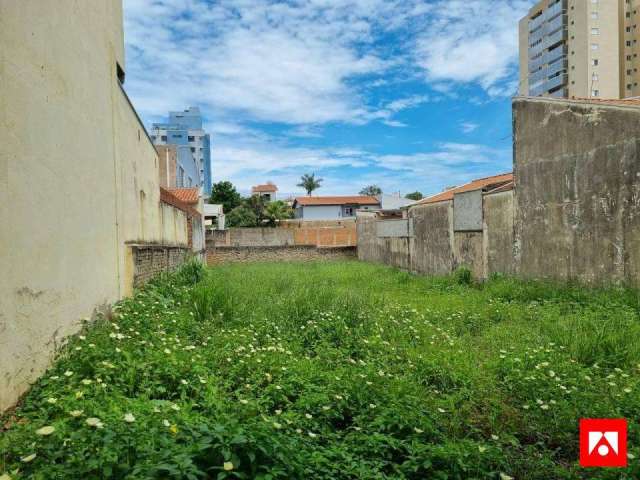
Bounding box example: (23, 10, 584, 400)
(416, 173, 514, 206)
(252, 184, 278, 193)
(293, 196, 380, 207)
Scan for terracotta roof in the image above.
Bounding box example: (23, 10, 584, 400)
(160, 187, 200, 218)
(167, 187, 200, 204)
(252, 184, 278, 193)
(416, 173, 514, 205)
(293, 195, 380, 207)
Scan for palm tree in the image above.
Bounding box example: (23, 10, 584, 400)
(297, 173, 323, 196)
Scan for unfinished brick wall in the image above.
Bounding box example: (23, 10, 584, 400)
(131, 245, 190, 287)
(207, 245, 356, 265)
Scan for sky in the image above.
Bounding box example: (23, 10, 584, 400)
(123, 0, 534, 198)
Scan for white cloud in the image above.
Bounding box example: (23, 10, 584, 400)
(414, 0, 531, 95)
(460, 122, 479, 133)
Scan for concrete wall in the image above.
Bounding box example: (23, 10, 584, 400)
(208, 245, 356, 265)
(0, 0, 188, 411)
(513, 97, 640, 285)
(358, 191, 514, 279)
(296, 205, 343, 220)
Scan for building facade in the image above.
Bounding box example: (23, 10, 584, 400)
(251, 183, 278, 202)
(150, 107, 212, 195)
(519, 0, 622, 99)
(293, 196, 381, 220)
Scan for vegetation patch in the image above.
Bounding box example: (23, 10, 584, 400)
(1, 261, 640, 479)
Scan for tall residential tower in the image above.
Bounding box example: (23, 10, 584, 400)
(150, 107, 212, 195)
(519, 0, 626, 99)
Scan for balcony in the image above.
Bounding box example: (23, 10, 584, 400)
(528, 54, 545, 73)
(547, 57, 567, 76)
(545, 0, 566, 22)
(529, 80, 546, 97)
(529, 12, 546, 33)
(545, 73, 568, 92)
(529, 67, 548, 85)
(544, 44, 567, 65)
(546, 14, 567, 39)
(544, 27, 567, 49)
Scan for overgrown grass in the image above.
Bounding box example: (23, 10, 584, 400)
(2, 261, 640, 479)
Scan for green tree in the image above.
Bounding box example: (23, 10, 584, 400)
(263, 200, 293, 227)
(297, 173, 323, 196)
(359, 185, 382, 196)
(209, 181, 242, 213)
(226, 205, 258, 227)
(405, 191, 423, 201)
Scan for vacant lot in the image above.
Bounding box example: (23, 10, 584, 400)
(2, 261, 639, 479)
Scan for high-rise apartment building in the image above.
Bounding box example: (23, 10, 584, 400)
(150, 107, 212, 195)
(519, 0, 626, 99)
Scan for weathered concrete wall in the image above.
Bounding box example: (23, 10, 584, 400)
(409, 203, 454, 275)
(356, 214, 410, 270)
(358, 191, 515, 279)
(207, 245, 357, 264)
(484, 191, 515, 276)
(0, 1, 188, 411)
(513, 98, 640, 285)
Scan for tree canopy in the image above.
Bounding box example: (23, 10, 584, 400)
(359, 185, 382, 196)
(297, 173, 323, 196)
(209, 181, 242, 213)
(405, 191, 423, 201)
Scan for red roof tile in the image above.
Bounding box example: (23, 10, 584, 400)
(293, 196, 380, 207)
(168, 187, 200, 204)
(160, 188, 200, 217)
(416, 173, 514, 205)
(252, 184, 278, 193)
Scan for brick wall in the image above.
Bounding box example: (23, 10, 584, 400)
(207, 245, 356, 265)
(131, 244, 190, 287)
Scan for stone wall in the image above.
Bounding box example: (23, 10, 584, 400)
(207, 245, 356, 264)
(131, 245, 190, 287)
(513, 98, 640, 286)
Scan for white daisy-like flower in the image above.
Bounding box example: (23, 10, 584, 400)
(47, 397, 57, 404)
(64, 371, 74, 377)
(239, 399, 249, 405)
(85, 417, 102, 428)
(305, 413, 313, 419)
(171, 404, 180, 411)
(123, 413, 135, 423)
(414, 428, 424, 434)
(308, 431, 317, 438)
(273, 422, 282, 429)
(223, 462, 234, 471)
(20, 453, 37, 463)
(36, 425, 55, 436)
(69, 410, 84, 417)
(162, 419, 170, 427)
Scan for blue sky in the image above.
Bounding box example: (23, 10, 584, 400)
(123, 0, 533, 197)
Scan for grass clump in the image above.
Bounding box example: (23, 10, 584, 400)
(1, 261, 640, 479)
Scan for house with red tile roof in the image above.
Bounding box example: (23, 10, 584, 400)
(251, 183, 278, 202)
(415, 173, 514, 206)
(292, 195, 380, 220)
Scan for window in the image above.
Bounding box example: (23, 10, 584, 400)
(591, 43, 599, 50)
(591, 12, 598, 19)
(592, 89, 599, 97)
(151, 135, 156, 141)
(592, 59, 599, 66)
(161, 135, 167, 142)
(591, 28, 599, 35)
(178, 167, 185, 188)
(344, 206, 354, 217)
(190, 147, 196, 153)
(592, 73, 599, 81)
(188, 136, 195, 142)
(188, 177, 192, 187)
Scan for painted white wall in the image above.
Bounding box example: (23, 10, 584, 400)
(300, 205, 343, 220)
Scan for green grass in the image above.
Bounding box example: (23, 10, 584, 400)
(2, 260, 640, 479)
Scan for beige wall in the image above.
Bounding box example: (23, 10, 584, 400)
(0, 0, 187, 411)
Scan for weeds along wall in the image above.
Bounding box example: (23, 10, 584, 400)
(0, 1, 189, 411)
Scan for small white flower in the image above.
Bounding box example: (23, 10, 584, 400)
(69, 410, 84, 417)
(491, 435, 499, 441)
(308, 431, 317, 438)
(81, 379, 92, 385)
(85, 417, 102, 428)
(64, 371, 74, 377)
(369, 403, 377, 409)
(162, 419, 171, 427)
(273, 422, 282, 429)
(20, 453, 37, 463)
(499, 474, 514, 480)
(223, 461, 234, 471)
(171, 404, 180, 411)
(305, 413, 313, 419)
(46, 397, 57, 404)
(275, 409, 282, 415)
(123, 413, 135, 423)
(36, 425, 55, 436)
(239, 399, 249, 405)
(414, 427, 424, 433)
